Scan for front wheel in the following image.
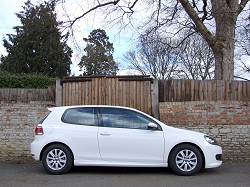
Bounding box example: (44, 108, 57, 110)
(42, 144, 73, 175)
(169, 144, 202, 176)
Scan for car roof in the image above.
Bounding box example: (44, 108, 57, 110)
(48, 105, 137, 111)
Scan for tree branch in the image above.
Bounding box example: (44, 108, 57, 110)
(201, 0, 208, 21)
(179, 0, 223, 48)
(238, 0, 249, 14)
(67, 0, 121, 27)
(129, 0, 139, 12)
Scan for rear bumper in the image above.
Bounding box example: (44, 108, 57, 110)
(30, 136, 45, 161)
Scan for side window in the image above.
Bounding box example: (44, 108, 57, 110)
(100, 108, 157, 130)
(62, 108, 97, 126)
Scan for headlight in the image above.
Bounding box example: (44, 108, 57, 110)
(204, 135, 218, 145)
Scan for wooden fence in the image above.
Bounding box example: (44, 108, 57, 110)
(159, 79, 250, 102)
(0, 86, 55, 102)
(2, 78, 250, 113)
(57, 76, 153, 115)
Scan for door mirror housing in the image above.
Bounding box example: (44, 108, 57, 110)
(148, 122, 158, 130)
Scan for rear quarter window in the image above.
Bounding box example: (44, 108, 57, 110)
(61, 108, 97, 126)
(39, 111, 51, 124)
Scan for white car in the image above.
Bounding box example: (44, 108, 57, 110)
(30, 105, 222, 175)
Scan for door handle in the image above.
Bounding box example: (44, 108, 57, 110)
(100, 132, 111, 136)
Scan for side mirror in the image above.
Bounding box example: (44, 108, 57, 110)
(148, 122, 158, 130)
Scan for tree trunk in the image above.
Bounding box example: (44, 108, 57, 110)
(211, 0, 238, 80)
(212, 44, 235, 80)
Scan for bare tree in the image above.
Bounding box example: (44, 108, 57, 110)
(55, 0, 249, 80)
(236, 14, 250, 74)
(123, 34, 180, 79)
(124, 32, 215, 80)
(178, 34, 215, 80)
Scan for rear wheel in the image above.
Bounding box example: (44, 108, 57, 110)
(169, 144, 202, 176)
(42, 144, 73, 175)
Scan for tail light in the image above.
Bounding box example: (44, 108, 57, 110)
(35, 126, 44, 135)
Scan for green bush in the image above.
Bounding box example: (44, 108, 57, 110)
(0, 71, 57, 88)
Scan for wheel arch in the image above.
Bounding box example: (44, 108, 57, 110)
(39, 142, 74, 162)
(168, 142, 205, 168)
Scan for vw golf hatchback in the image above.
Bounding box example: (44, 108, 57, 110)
(30, 105, 222, 175)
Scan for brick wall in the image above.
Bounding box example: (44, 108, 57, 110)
(0, 101, 54, 163)
(159, 101, 250, 162)
(1, 100, 249, 163)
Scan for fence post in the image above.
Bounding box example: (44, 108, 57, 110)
(55, 79, 62, 106)
(151, 79, 159, 119)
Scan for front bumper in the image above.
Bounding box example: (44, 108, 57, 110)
(203, 144, 222, 168)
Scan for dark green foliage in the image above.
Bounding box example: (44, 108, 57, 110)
(78, 29, 118, 75)
(0, 70, 56, 88)
(0, 0, 72, 78)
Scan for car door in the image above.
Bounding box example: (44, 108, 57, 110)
(98, 107, 165, 163)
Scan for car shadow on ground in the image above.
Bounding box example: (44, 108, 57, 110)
(66, 165, 218, 176)
(70, 166, 171, 175)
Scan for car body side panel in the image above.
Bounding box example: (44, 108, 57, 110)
(53, 123, 101, 162)
(31, 124, 101, 162)
(31, 107, 101, 162)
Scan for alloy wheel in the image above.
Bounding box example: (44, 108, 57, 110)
(46, 148, 67, 171)
(175, 149, 198, 172)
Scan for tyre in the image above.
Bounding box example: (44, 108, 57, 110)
(42, 144, 73, 175)
(169, 144, 202, 176)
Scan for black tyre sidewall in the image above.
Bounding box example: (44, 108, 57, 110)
(42, 144, 73, 175)
(169, 144, 202, 176)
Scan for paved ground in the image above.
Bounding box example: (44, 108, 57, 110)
(0, 163, 249, 187)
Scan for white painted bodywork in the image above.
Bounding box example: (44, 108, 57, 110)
(30, 105, 222, 169)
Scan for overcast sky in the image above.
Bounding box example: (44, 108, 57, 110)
(0, 0, 136, 75)
(0, 0, 26, 56)
(2, 1, 249, 79)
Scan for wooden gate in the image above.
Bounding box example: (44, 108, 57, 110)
(57, 76, 153, 115)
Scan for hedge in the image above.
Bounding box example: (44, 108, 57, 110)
(0, 71, 56, 88)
